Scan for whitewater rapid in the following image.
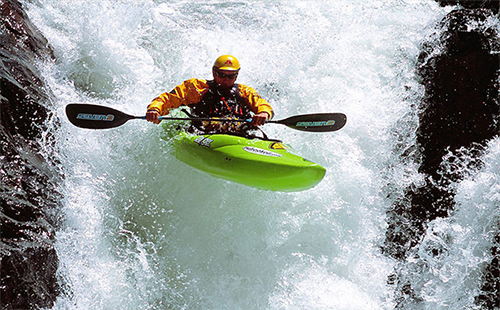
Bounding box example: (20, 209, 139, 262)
(24, 0, 499, 309)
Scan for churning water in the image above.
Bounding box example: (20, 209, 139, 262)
(24, 0, 499, 309)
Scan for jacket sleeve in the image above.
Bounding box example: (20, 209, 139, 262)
(238, 84, 274, 119)
(147, 78, 209, 115)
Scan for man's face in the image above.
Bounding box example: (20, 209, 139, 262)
(213, 69, 239, 88)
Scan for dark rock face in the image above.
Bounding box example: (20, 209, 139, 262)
(436, 0, 500, 13)
(1, 0, 61, 309)
(386, 7, 500, 261)
(384, 1, 500, 309)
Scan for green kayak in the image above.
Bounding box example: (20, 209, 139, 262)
(173, 132, 326, 191)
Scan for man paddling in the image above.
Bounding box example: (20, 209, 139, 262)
(146, 55, 274, 134)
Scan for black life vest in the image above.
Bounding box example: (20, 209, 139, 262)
(189, 80, 252, 119)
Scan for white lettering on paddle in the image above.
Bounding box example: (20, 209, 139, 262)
(76, 113, 115, 121)
(296, 120, 335, 127)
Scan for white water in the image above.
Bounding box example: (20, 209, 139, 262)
(25, 0, 500, 309)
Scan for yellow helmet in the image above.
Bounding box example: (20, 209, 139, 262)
(213, 55, 240, 71)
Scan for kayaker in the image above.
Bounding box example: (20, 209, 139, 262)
(145, 55, 274, 134)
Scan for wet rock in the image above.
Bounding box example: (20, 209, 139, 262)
(384, 2, 500, 308)
(386, 7, 500, 260)
(1, 0, 61, 309)
(436, 0, 500, 13)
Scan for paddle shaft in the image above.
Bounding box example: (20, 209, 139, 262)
(66, 103, 347, 132)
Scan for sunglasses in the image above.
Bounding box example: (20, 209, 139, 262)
(215, 70, 238, 79)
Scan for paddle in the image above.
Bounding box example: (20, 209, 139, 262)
(65, 103, 347, 132)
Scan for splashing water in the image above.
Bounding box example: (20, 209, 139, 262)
(24, 1, 500, 309)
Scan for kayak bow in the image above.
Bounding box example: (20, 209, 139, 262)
(173, 132, 326, 191)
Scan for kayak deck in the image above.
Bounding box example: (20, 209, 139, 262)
(173, 133, 326, 191)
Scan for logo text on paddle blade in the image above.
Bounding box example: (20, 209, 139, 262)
(76, 113, 115, 121)
(295, 120, 335, 127)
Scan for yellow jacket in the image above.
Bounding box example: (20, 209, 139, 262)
(147, 78, 274, 119)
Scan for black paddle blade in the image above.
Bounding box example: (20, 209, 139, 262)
(276, 113, 347, 132)
(66, 103, 135, 129)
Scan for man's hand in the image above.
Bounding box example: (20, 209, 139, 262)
(146, 109, 161, 124)
(251, 112, 269, 126)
